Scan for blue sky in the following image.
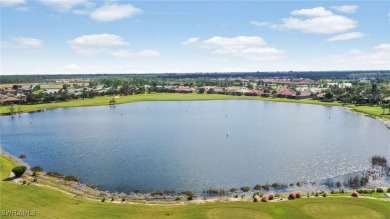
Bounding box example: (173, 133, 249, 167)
(1, 0, 389, 74)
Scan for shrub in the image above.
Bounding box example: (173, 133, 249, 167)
(376, 188, 384, 193)
(151, 190, 164, 196)
(64, 175, 79, 182)
(175, 196, 182, 201)
(351, 191, 359, 197)
(187, 194, 193, 201)
(32, 171, 37, 177)
(371, 156, 387, 167)
(335, 181, 341, 188)
(121, 197, 125, 202)
(101, 198, 105, 202)
(31, 166, 43, 172)
(32, 178, 38, 182)
(46, 172, 64, 178)
(233, 194, 239, 198)
(230, 188, 238, 193)
(360, 177, 369, 186)
(268, 194, 274, 201)
(240, 186, 251, 192)
(288, 192, 296, 200)
(254, 184, 261, 190)
(19, 154, 27, 159)
(111, 197, 114, 202)
(181, 190, 193, 197)
(323, 193, 327, 197)
(12, 166, 27, 177)
(253, 195, 261, 202)
(307, 192, 310, 198)
(22, 180, 26, 184)
(387, 188, 390, 193)
(315, 192, 319, 197)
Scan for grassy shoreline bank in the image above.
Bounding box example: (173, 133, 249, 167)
(1, 93, 389, 121)
(1, 154, 390, 218)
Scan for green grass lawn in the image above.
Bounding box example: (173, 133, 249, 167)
(0, 93, 341, 115)
(2, 93, 389, 120)
(1, 155, 390, 218)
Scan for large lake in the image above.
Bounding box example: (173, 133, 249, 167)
(1, 100, 390, 193)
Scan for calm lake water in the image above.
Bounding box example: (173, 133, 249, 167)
(1, 100, 390, 193)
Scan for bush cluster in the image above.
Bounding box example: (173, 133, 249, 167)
(12, 166, 27, 177)
(203, 188, 227, 196)
(31, 166, 43, 172)
(253, 195, 261, 202)
(240, 186, 251, 192)
(288, 192, 298, 200)
(151, 190, 164, 196)
(371, 156, 388, 167)
(46, 172, 64, 178)
(229, 188, 238, 193)
(64, 175, 79, 182)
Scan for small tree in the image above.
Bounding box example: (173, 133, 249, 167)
(12, 166, 27, 177)
(325, 91, 333, 101)
(31, 166, 43, 172)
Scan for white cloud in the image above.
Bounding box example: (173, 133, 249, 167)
(90, 3, 142, 22)
(69, 34, 128, 47)
(250, 21, 272, 27)
(291, 7, 333, 17)
(68, 34, 128, 55)
(39, 0, 89, 11)
(331, 5, 358, 14)
(60, 64, 82, 71)
(10, 37, 43, 50)
(375, 43, 390, 51)
(326, 32, 365, 42)
(181, 37, 199, 45)
(0, 0, 26, 6)
(184, 36, 283, 61)
(322, 43, 390, 68)
(273, 7, 357, 34)
(68, 34, 160, 58)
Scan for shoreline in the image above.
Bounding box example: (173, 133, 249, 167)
(1, 93, 389, 122)
(2, 151, 389, 204)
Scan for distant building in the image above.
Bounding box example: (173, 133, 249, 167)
(0, 97, 24, 104)
(326, 83, 352, 88)
(275, 88, 296, 98)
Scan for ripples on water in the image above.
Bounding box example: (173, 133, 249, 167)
(1, 100, 389, 193)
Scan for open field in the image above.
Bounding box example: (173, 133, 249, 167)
(1, 155, 390, 219)
(1, 93, 389, 120)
